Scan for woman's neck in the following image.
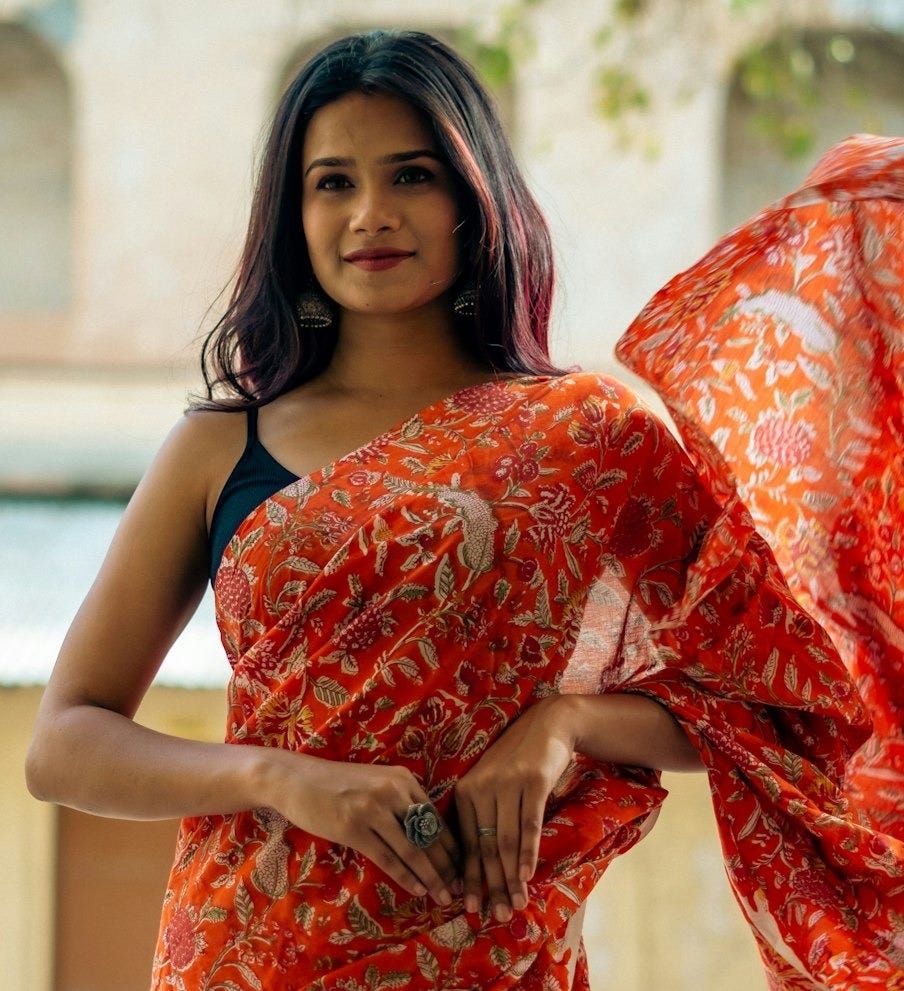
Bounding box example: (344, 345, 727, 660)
(320, 308, 491, 401)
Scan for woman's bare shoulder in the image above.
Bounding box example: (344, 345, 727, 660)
(152, 406, 250, 525)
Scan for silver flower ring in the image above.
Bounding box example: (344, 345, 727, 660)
(403, 802, 445, 849)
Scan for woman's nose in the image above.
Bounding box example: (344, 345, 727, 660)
(350, 186, 400, 235)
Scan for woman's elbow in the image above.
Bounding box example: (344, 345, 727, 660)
(25, 734, 56, 803)
(25, 707, 78, 804)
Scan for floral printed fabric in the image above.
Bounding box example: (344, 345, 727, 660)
(617, 134, 904, 849)
(617, 132, 904, 988)
(153, 372, 903, 991)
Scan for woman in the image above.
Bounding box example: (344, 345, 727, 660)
(25, 31, 904, 990)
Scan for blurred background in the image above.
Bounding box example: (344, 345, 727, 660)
(2, 0, 903, 987)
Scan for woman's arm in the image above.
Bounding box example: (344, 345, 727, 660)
(453, 692, 701, 922)
(26, 412, 459, 903)
(26, 411, 242, 817)
(560, 691, 701, 771)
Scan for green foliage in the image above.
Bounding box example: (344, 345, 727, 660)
(595, 65, 650, 120)
(734, 29, 876, 159)
(737, 32, 820, 157)
(455, 6, 536, 89)
(464, 0, 888, 160)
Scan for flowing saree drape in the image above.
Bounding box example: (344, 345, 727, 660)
(617, 134, 904, 853)
(153, 372, 904, 990)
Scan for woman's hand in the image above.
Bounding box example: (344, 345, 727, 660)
(453, 696, 576, 922)
(264, 752, 460, 908)
(452, 691, 700, 922)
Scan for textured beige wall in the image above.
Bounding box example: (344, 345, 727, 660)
(1, 688, 55, 991)
(585, 773, 765, 989)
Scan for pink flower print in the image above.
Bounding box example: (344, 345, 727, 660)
(516, 405, 537, 427)
(517, 559, 539, 584)
(529, 484, 577, 554)
(573, 463, 597, 491)
(316, 511, 352, 546)
(249, 638, 282, 679)
(518, 635, 545, 666)
(580, 396, 608, 424)
(829, 677, 852, 701)
(214, 845, 245, 873)
(348, 434, 391, 465)
(215, 565, 253, 620)
(496, 443, 540, 484)
(748, 412, 816, 467)
(321, 874, 345, 903)
(790, 866, 838, 905)
(335, 603, 396, 651)
(351, 696, 376, 723)
(454, 660, 481, 695)
(348, 469, 380, 487)
(163, 906, 205, 971)
(448, 382, 513, 416)
(493, 455, 517, 480)
(568, 421, 598, 447)
(455, 599, 489, 645)
(610, 495, 660, 557)
(509, 914, 529, 939)
(398, 725, 427, 756)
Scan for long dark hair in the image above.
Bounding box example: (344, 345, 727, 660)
(198, 29, 560, 408)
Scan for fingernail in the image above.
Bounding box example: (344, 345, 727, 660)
(512, 893, 526, 911)
(464, 895, 479, 914)
(437, 889, 452, 907)
(519, 865, 532, 882)
(495, 904, 512, 923)
(413, 884, 427, 897)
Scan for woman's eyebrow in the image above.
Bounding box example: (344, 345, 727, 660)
(304, 149, 441, 177)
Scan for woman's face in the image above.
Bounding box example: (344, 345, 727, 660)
(301, 91, 462, 323)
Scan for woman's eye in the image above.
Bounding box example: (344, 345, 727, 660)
(316, 174, 351, 191)
(396, 166, 433, 185)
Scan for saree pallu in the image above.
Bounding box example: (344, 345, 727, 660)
(617, 134, 904, 850)
(152, 372, 904, 991)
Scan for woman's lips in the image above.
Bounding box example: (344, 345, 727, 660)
(344, 249, 414, 272)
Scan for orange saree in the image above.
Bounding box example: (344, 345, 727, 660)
(617, 134, 904, 850)
(152, 372, 903, 989)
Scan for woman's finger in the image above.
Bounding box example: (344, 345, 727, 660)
(477, 817, 512, 923)
(362, 826, 432, 899)
(464, 790, 513, 923)
(455, 794, 488, 914)
(426, 818, 461, 889)
(518, 778, 547, 888)
(493, 788, 526, 916)
(377, 806, 455, 906)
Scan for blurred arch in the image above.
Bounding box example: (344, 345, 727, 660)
(721, 28, 904, 231)
(0, 21, 73, 311)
